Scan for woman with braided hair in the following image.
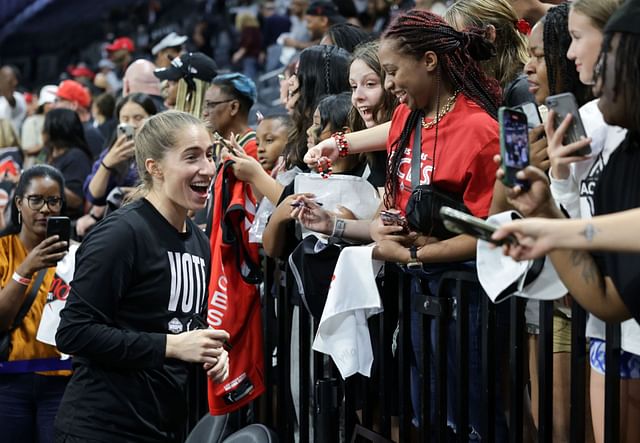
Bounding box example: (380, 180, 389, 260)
(298, 9, 508, 440)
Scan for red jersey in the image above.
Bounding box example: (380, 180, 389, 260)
(386, 96, 499, 218)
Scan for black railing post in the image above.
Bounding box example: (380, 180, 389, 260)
(455, 278, 469, 443)
(569, 303, 587, 443)
(299, 303, 311, 443)
(278, 263, 292, 442)
(509, 297, 525, 443)
(480, 294, 496, 443)
(604, 322, 621, 443)
(397, 270, 413, 442)
(537, 300, 554, 443)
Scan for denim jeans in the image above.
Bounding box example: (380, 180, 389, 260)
(0, 373, 69, 443)
(405, 263, 508, 442)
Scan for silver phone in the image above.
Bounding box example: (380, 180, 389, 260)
(545, 93, 591, 155)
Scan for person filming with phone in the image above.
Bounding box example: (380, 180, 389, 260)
(76, 93, 158, 237)
(0, 165, 71, 442)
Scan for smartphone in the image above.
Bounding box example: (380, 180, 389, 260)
(380, 210, 409, 234)
(213, 132, 236, 155)
(117, 123, 135, 140)
(46, 216, 71, 251)
(439, 207, 517, 245)
(514, 102, 542, 129)
(499, 107, 530, 189)
(545, 92, 591, 155)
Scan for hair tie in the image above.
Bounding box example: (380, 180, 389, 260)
(515, 19, 532, 35)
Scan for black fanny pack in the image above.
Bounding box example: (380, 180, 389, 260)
(404, 119, 470, 238)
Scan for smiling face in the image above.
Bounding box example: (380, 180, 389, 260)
(524, 22, 550, 105)
(567, 9, 604, 86)
(152, 124, 215, 211)
(378, 38, 436, 111)
(349, 58, 384, 128)
(256, 118, 288, 171)
(16, 176, 63, 239)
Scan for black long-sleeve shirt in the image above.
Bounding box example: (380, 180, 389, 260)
(55, 198, 210, 442)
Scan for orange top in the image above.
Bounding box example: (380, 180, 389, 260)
(0, 234, 70, 376)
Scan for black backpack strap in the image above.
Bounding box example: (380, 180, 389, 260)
(411, 118, 422, 190)
(11, 270, 47, 329)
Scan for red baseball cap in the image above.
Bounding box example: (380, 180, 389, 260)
(69, 65, 95, 80)
(56, 80, 91, 108)
(106, 37, 135, 53)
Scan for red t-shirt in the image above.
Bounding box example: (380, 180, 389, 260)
(386, 95, 499, 218)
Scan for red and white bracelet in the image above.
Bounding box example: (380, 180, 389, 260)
(332, 131, 350, 158)
(12, 272, 31, 286)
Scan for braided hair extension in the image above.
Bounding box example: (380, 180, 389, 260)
(542, 3, 594, 106)
(381, 9, 502, 209)
(600, 32, 640, 133)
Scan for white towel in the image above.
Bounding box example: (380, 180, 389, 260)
(312, 245, 384, 378)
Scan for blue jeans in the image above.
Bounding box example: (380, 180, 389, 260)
(0, 373, 69, 443)
(406, 263, 508, 442)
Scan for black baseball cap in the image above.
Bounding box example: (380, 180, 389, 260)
(153, 52, 218, 82)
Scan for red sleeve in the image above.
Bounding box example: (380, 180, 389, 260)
(461, 138, 499, 218)
(243, 138, 258, 160)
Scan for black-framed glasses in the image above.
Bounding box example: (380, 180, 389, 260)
(204, 99, 234, 112)
(24, 195, 63, 211)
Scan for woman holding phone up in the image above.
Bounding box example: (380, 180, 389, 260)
(54, 111, 229, 443)
(0, 165, 71, 443)
(75, 93, 158, 237)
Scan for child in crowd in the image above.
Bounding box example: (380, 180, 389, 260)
(255, 113, 291, 175)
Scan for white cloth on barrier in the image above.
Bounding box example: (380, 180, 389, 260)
(476, 211, 567, 303)
(312, 245, 383, 379)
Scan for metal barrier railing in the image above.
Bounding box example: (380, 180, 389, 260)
(186, 256, 622, 443)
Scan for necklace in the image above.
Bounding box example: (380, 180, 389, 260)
(421, 90, 461, 129)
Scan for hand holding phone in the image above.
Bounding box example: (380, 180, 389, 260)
(380, 210, 410, 234)
(46, 216, 71, 252)
(545, 93, 591, 156)
(117, 123, 135, 141)
(213, 132, 236, 155)
(440, 207, 517, 246)
(499, 107, 531, 190)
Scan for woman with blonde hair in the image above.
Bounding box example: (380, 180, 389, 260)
(444, 0, 533, 106)
(54, 111, 229, 442)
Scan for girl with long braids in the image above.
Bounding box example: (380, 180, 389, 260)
(298, 9, 508, 440)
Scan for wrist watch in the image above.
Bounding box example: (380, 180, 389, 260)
(407, 245, 423, 270)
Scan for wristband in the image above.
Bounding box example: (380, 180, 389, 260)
(331, 217, 346, 239)
(12, 272, 31, 286)
(332, 132, 350, 158)
(89, 212, 101, 221)
(101, 160, 115, 172)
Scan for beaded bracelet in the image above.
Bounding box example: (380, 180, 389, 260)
(12, 272, 31, 286)
(317, 157, 333, 179)
(332, 132, 350, 158)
